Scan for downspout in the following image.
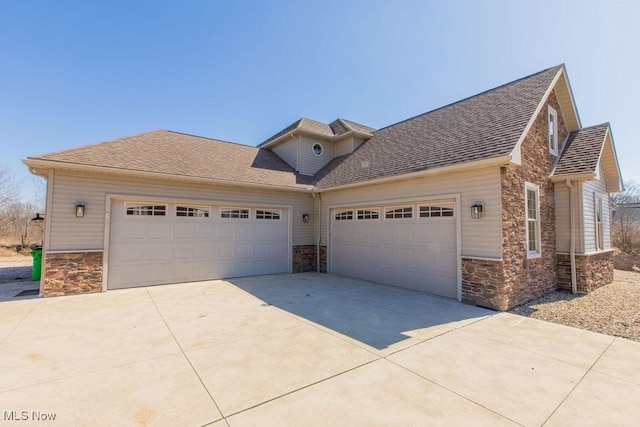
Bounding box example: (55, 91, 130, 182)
(566, 180, 577, 294)
(312, 192, 321, 273)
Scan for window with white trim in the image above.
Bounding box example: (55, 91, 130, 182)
(385, 206, 413, 219)
(256, 209, 281, 220)
(220, 208, 249, 219)
(125, 203, 167, 216)
(357, 208, 380, 220)
(548, 106, 558, 156)
(419, 204, 454, 218)
(334, 210, 353, 221)
(596, 196, 604, 250)
(312, 143, 323, 156)
(525, 183, 541, 257)
(176, 205, 210, 218)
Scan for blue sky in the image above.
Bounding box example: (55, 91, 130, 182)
(1, 0, 639, 202)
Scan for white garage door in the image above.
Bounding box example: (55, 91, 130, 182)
(331, 201, 458, 299)
(108, 200, 289, 289)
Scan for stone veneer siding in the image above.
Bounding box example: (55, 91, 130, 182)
(292, 245, 328, 273)
(43, 251, 103, 297)
(556, 252, 614, 293)
(462, 91, 569, 311)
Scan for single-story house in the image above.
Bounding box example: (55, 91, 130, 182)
(23, 64, 623, 311)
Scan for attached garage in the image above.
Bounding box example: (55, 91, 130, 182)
(107, 198, 290, 289)
(330, 199, 459, 299)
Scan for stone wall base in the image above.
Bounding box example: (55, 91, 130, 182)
(556, 252, 614, 293)
(43, 251, 103, 297)
(461, 257, 508, 311)
(292, 245, 328, 273)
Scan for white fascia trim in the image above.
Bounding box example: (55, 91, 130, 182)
(550, 172, 596, 182)
(22, 159, 313, 193)
(509, 67, 568, 165)
(316, 156, 510, 193)
(601, 126, 624, 192)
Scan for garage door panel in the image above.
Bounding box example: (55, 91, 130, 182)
(332, 202, 457, 299)
(108, 200, 289, 289)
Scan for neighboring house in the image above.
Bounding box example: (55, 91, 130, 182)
(23, 64, 623, 311)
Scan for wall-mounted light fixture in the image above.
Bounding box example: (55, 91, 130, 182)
(302, 213, 310, 223)
(75, 202, 85, 218)
(471, 203, 484, 219)
(31, 213, 44, 222)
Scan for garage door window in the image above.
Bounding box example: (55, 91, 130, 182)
(256, 209, 281, 220)
(335, 210, 354, 221)
(357, 208, 380, 220)
(385, 206, 413, 219)
(176, 205, 210, 218)
(221, 208, 249, 219)
(419, 204, 454, 218)
(125, 203, 167, 216)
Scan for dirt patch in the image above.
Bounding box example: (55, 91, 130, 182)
(511, 270, 640, 342)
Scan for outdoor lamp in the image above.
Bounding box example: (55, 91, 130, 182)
(302, 213, 310, 223)
(471, 203, 484, 219)
(75, 202, 85, 218)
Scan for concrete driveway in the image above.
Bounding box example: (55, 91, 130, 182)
(0, 273, 638, 426)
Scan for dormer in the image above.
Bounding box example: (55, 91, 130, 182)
(259, 118, 375, 176)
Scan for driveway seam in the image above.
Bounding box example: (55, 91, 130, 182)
(541, 338, 615, 426)
(146, 288, 227, 426)
(0, 298, 42, 344)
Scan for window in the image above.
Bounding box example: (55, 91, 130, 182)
(548, 106, 558, 156)
(125, 203, 166, 216)
(596, 196, 604, 250)
(525, 183, 541, 257)
(312, 143, 323, 156)
(385, 206, 413, 219)
(220, 208, 249, 219)
(256, 209, 281, 220)
(334, 210, 353, 221)
(419, 204, 454, 218)
(176, 205, 210, 218)
(357, 209, 380, 220)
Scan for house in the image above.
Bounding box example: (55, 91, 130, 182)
(23, 64, 623, 311)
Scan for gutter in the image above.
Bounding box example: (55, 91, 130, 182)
(312, 192, 322, 273)
(566, 179, 577, 294)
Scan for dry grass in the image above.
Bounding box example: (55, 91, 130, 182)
(511, 270, 640, 342)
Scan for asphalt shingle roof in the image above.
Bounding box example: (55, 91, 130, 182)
(553, 123, 609, 176)
(315, 65, 563, 189)
(29, 130, 314, 189)
(260, 117, 374, 146)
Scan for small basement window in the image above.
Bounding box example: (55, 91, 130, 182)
(256, 209, 281, 220)
(419, 204, 454, 218)
(312, 143, 323, 156)
(334, 210, 354, 221)
(220, 208, 249, 219)
(125, 203, 167, 216)
(176, 205, 210, 218)
(385, 206, 413, 219)
(357, 208, 380, 220)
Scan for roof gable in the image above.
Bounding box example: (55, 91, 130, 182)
(315, 65, 564, 190)
(259, 117, 374, 148)
(26, 130, 313, 189)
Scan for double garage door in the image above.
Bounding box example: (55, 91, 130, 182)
(331, 200, 458, 299)
(107, 199, 289, 289)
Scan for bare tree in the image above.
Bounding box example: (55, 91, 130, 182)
(611, 181, 640, 254)
(0, 164, 19, 210)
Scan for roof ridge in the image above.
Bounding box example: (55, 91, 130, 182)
(338, 117, 376, 132)
(163, 130, 256, 148)
(375, 64, 564, 133)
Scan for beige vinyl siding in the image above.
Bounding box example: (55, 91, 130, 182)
(582, 163, 611, 253)
(271, 138, 298, 171)
(47, 170, 314, 251)
(335, 137, 354, 157)
(298, 136, 335, 176)
(319, 167, 502, 259)
(554, 181, 585, 253)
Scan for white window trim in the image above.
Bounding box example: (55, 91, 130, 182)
(312, 143, 324, 156)
(356, 208, 380, 220)
(548, 106, 558, 156)
(595, 195, 604, 250)
(525, 182, 542, 258)
(418, 203, 455, 218)
(124, 203, 167, 217)
(220, 207, 250, 219)
(176, 205, 211, 218)
(255, 209, 282, 220)
(334, 209, 354, 221)
(384, 205, 413, 219)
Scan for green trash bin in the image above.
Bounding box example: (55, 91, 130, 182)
(31, 248, 42, 281)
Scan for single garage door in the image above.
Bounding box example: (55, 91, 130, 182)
(108, 200, 289, 289)
(331, 200, 458, 299)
